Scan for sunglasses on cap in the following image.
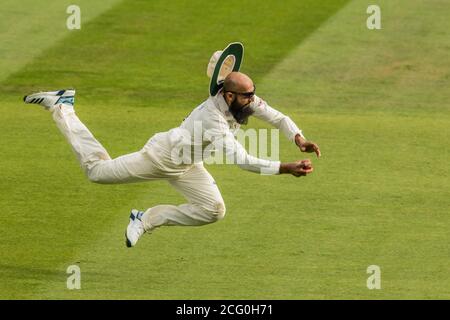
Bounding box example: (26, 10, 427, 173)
(226, 85, 256, 99)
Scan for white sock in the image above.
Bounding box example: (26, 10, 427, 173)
(51, 103, 74, 113)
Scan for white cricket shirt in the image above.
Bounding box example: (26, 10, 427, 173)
(145, 93, 304, 175)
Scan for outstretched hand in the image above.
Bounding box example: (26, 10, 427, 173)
(295, 134, 321, 158)
(279, 159, 313, 177)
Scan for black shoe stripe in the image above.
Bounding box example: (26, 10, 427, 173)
(56, 90, 65, 96)
(30, 98, 36, 103)
(38, 98, 44, 104)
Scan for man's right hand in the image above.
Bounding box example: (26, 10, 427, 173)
(279, 159, 313, 177)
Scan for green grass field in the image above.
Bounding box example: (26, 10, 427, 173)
(0, 0, 449, 299)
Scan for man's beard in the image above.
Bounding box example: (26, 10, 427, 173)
(229, 98, 254, 125)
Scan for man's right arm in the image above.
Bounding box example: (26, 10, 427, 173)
(211, 130, 281, 175)
(204, 112, 314, 177)
(208, 128, 313, 177)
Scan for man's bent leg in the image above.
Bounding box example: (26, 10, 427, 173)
(52, 104, 158, 184)
(52, 104, 111, 172)
(141, 163, 226, 230)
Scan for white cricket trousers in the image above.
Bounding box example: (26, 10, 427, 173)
(52, 104, 226, 231)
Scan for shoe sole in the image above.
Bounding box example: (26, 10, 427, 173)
(125, 210, 141, 248)
(125, 231, 132, 248)
(125, 213, 135, 248)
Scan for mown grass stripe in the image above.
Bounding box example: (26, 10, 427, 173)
(0, 0, 123, 83)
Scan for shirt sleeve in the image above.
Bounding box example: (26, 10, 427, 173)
(204, 116, 281, 175)
(250, 95, 305, 142)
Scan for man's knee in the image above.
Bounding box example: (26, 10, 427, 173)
(87, 170, 106, 184)
(205, 201, 226, 223)
(85, 160, 129, 184)
(86, 164, 111, 184)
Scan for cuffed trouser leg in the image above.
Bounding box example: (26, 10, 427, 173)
(141, 163, 226, 231)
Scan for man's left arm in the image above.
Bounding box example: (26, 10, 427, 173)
(250, 96, 321, 157)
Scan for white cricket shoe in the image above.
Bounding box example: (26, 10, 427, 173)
(125, 209, 146, 248)
(23, 89, 75, 110)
